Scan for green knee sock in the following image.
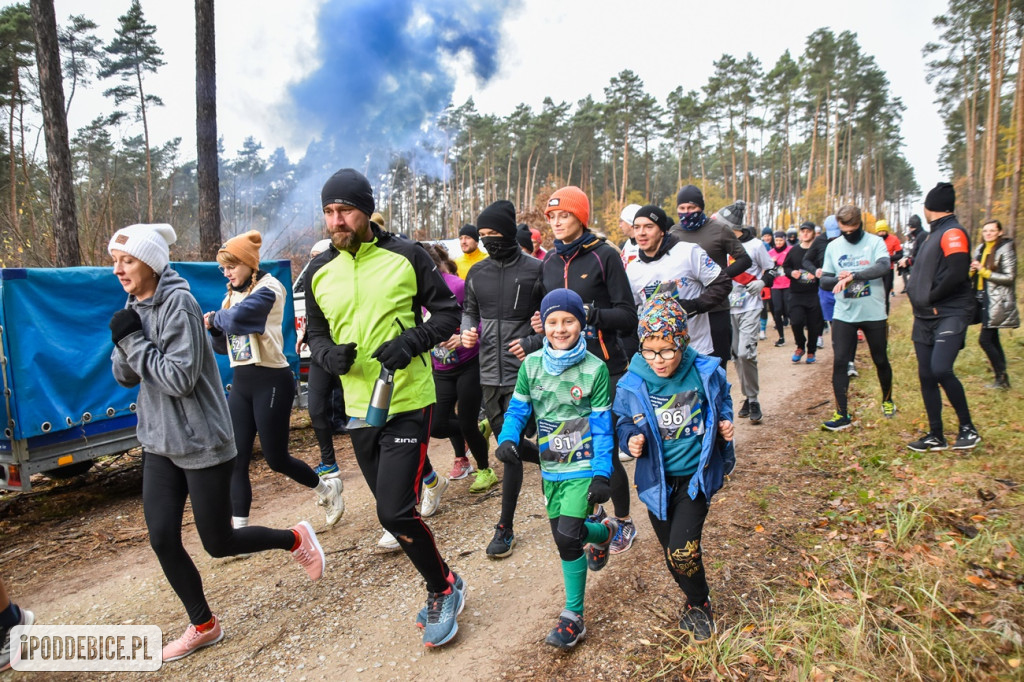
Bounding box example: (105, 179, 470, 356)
(584, 520, 611, 545)
(562, 555, 588, 614)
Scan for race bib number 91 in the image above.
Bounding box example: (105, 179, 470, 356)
(538, 417, 592, 464)
(651, 391, 703, 441)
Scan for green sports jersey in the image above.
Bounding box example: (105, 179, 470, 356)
(511, 350, 611, 477)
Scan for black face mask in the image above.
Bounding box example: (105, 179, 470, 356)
(481, 236, 519, 262)
(842, 227, 865, 244)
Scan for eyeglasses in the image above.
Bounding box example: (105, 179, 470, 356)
(640, 347, 679, 361)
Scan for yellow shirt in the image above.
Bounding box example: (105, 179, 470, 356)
(977, 241, 995, 290)
(455, 248, 488, 279)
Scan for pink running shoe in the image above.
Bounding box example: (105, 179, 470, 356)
(291, 520, 325, 581)
(162, 616, 224, 662)
(448, 456, 473, 480)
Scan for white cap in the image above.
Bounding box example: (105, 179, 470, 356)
(620, 204, 642, 224)
(310, 239, 332, 257)
(108, 224, 176, 273)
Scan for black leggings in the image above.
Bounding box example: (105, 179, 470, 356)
(979, 327, 1006, 375)
(307, 360, 345, 466)
(431, 358, 489, 470)
(648, 476, 710, 606)
(788, 293, 823, 353)
(348, 407, 450, 593)
(914, 317, 973, 434)
(707, 309, 732, 371)
(230, 365, 318, 517)
(831, 319, 892, 415)
(144, 454, 295, 625)
(483, 385, 541, 530)
(549, 515, 587, 562)
(770, 289, 789, 338)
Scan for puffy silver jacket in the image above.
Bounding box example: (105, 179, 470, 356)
(975, 238, 1020, 329)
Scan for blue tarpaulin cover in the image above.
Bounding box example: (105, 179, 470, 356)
(0, 261, 298, 442)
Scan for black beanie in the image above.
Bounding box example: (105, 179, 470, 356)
(717, 200, 745, 228)
(458, 224, 479, 241)
(924, 182, 955, 213)
(516, 224, 533, 251)
(908, 214, 922, 229)
(634, 204, 673, 232)
(321, 168, 375, 216)
(676, 184, 705, 210)
(800, 221, 816, 231)
(476, 200, 517, 240)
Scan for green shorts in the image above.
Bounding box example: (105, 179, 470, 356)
(542, 478, 592, 520)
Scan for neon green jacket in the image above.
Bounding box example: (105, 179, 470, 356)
(304, 228, 460, 419)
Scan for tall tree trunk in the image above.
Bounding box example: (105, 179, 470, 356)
(8, 75, 19, 234)
(805, 97, 820, 200)
(195, 0, 221, 259)
(619, 124, 629, 205)
(31, 0, 81, 266)
(135, 62, 154, 223)
(1009, 33, 1024, 237)
(982, 0, 1004, 221)
(965, 60, 979, 230)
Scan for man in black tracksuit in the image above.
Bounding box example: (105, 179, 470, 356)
(905, 183, 980, 452)
(461, 200, 545, 558)
(668, 188, 754, 369)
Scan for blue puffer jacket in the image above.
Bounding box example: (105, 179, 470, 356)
(613, 349, 734, 521)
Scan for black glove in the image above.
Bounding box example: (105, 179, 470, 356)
(761, 270, 776, 288)
(583, 302, 598, 326)
(677, 299, 698, 315)
(587, 475, 611, 504)
(495, 441, 520, 464)
(372, 334, 415, 370)
(110, 308, 143, 344)
(325, 342, 357, 375)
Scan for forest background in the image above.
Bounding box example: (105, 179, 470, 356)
(1, 0, 1022, 270)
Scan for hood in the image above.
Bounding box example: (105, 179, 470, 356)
(736, 226, 755, 243)
(148, 266, 191, 307)
(638, 232, 679, 263)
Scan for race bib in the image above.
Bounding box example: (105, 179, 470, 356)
(430, 345, 459, 366)
(642, 278, 688, 301)
(844, 280, 871, 299)
(728, 287, 749, 308)
(228, 333, 261, 364)
(538, 417, 592, 464)
(651, 391, 703, 441)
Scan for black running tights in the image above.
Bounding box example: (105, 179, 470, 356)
(830, 319, 892, 416)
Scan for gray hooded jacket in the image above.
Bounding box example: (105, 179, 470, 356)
(110, 267, 236, 469)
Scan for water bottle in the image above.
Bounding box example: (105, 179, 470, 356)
(365, 366, 395, 427)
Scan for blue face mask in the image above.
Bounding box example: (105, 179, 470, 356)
(677, 211, 708, 232)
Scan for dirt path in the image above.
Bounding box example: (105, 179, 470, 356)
(1, 326, 844, 681)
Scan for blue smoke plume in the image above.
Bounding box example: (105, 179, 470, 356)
(289, 0, 515, 182)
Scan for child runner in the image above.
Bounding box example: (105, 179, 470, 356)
(494, 289, 618, 649)
(0, 578, 32, 671)
(109, 224, 324, 662)
(205, 231, 344, 529)
(613, 295, 735, 644)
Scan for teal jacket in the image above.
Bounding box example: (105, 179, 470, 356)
(612, 348, 734, 520)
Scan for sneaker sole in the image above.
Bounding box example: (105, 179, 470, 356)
(162, 630, 225, 662)
(486, 537, 516, 558)
(749, 415, 762, 424)
(822, 423, 852, 432)
(316, 470, 342, 479)
(952, 441, 980, 450)
(907, 444, 948, 452)
(449, 470, 473, 481)
(468, 481, 498, 494)
(609, 535, 635, 555)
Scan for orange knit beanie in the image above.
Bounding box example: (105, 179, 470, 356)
(220, 230, 262, 270)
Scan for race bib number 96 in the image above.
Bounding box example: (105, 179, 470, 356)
(651, 391, 703, 441)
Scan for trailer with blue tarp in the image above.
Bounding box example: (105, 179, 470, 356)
(0, 260, 299, 491)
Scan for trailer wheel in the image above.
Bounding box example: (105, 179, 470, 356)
(44, 460, 94, 479)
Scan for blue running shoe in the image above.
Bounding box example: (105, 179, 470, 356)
(544, 609, 586, 649)
(314, 462, 340, 478)
(422, 582, 465, 647)
(416, 572, 465, 628)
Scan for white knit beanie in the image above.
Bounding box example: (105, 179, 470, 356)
(108, 223, 177, 273)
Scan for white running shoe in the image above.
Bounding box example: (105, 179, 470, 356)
(420, 475, 448, 517)
(378, 529, 401, 551)
(317, 477, 345, 527)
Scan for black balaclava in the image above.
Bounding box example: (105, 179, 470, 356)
(477, 200, 520, 262)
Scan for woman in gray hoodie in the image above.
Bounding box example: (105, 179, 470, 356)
(108, 223, 325, 663)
